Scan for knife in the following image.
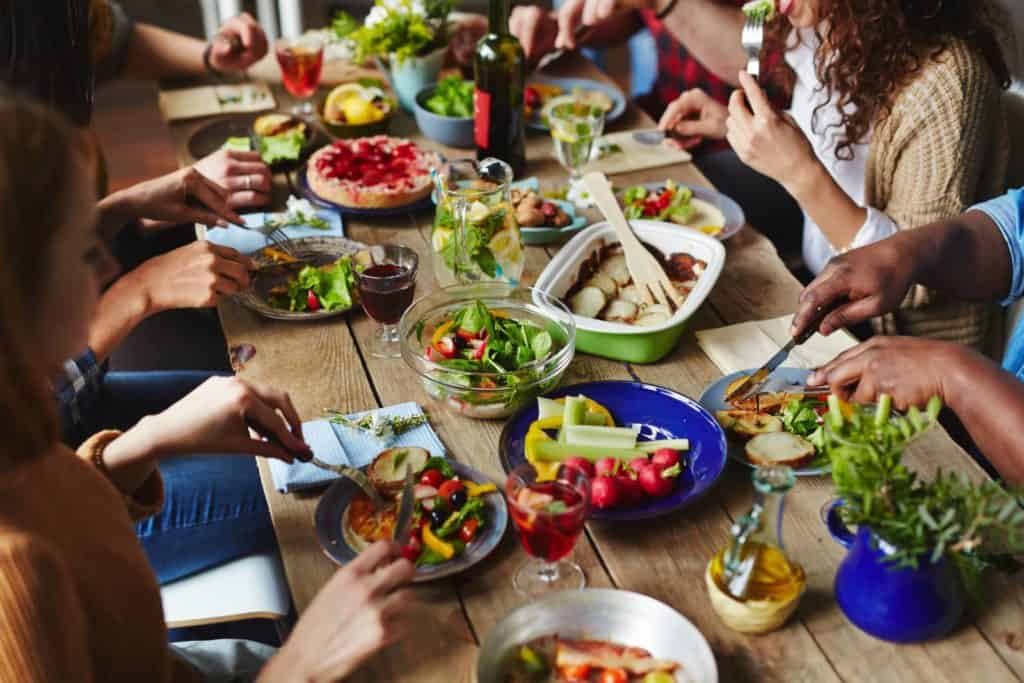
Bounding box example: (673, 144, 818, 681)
(529, 25, 593, 74)
(392, 465, 416, 542)
(309, 457, 386, 511)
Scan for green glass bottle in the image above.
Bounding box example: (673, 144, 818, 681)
(473, 0, 525, 176)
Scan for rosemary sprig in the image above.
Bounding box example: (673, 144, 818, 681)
(326, 410, 427, 440)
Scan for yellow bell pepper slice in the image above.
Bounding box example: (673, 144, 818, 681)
(431, 320, 455, 347)
(465, 481, 497, 497)
(553, 397, 615, 426)
(525, 427, 560, 481)
(422, 523, 455, 560)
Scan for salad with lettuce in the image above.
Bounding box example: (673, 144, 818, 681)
(424, 76, 474, 118)
(621, 180, 696, 224)
(742, 0, 776, 20)
(268, 257, 357, 313)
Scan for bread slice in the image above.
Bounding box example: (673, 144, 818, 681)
(368, 447, 430, 498)
(715, 410, 784, 440)
(745, 432, 817, 469)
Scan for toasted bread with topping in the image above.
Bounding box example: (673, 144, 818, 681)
(716, 410, 784, 440)
(745, 432, 817, 469)
(368, 447, 430, 498)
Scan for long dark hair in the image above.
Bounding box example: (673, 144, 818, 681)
(0, 0, 94, 125)
(764, 0, 1009, 161)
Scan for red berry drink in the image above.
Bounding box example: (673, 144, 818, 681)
(276, 44, 324, 98)
(357, 264, 416, 324)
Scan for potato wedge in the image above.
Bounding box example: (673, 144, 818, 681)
(585, 273, 619, 298)
(569, 286, 607, 319)
(603, 299, 639, 323)
(600, 253, 631, 286)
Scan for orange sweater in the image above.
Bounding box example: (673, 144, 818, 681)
(0, 432, 200, 682)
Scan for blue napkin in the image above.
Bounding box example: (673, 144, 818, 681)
(268, 403, 446, 493)
(204, 209, 343, 254)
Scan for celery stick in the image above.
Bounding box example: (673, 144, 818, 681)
(559, 395, 587, 443)
(583, 411, 608, 426)
(636, 439, 690, 453)
(874, 394, 892, 428)
(563, 425, 639, 450)
(537, 397, 562, 421)
(926, 396, 942, 422)
(827, 394, 844, 430)
(532, 440, 644, 463)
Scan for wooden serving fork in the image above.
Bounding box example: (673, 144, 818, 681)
(582, 171, 685, 310)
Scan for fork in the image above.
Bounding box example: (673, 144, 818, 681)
(582, 172, 685, 310)
(741, 13, 765, 79)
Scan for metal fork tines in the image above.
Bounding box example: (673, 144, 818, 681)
(264, 227, 298, 258)
(741, 14, 765, 79)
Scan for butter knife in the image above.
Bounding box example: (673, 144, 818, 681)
(393, 465, 416, 542)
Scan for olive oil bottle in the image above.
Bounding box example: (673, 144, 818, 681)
(473, 0, 525, 176)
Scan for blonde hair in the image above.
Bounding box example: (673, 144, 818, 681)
(0, 95, 85, 457)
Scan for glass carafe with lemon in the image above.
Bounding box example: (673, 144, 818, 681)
(431, 158, 523, 287)
(706, 466, 806, 634)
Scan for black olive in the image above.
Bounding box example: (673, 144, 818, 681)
(449, 489, 468, 509)
(429, 508, 447, 528)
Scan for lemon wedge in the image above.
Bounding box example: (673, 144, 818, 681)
(431, 227, 452, 253)
(324, 83, 387, 125)
(488, 227, 522, 266)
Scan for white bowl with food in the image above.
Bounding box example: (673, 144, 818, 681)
(533, 220, 725, 363)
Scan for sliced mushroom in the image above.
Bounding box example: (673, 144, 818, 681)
(600, 253, 631, 286)
(585, 273, 618, 298)
(569, 286, 607, 319)
(619, 284, 644, 305)
(602, 298, 639, 323)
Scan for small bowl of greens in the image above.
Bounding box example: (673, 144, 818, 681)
(413, 77, 475, 149)
(399, 283, 576, 420)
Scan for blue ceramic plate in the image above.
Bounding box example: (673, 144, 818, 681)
(526, 77, 627, 131)
(698, 368, 831, 476)
(314, 461, 508, 582)
(499, 381, 728, 521)
(295, 166, 435, 218)
(617, 182, 746, 241)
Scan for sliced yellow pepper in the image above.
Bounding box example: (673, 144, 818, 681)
(422, 523, 455, 560)
(431, 320, 455, 347)
(553, 397, 615, 426)
(465, 481, 497, 497)
(525, 427, 560, 481)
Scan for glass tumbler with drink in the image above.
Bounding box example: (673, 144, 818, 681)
(275, 35, 325, 118)
(356, 245, 418, 358)
(547, 96, 606, 207)
(506, 462, 590, 596)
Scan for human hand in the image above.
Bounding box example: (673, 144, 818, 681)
(658, 89, 730, 149)
(510, 6, 559, 62)
(807, 336, 971, 411)
(265, 541, 416, 682)
(791, 237, 916, 340)
(726, 71, 817, 186)
(209, 12, 269, 72)
(555, 0, 654, 50)
(450, 15, 489, 68)
(128, 240, 255, 313)
(194, 149, 272, 210)
(103, 166, 244, 233)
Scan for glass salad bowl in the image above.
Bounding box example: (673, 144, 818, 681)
(399, 283, 575, 420)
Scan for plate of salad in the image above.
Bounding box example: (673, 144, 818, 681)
(524, 77, 626, 131)
(400, 287, 576, 419)
(499, 381, 728, 521)
(315, 449, 507, 581)
(238, 235, 371, 321)
(618, 181, 745, 241)
(187, 112, 320, 172)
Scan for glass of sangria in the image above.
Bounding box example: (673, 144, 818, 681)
(547, 96, 606, 208)
(356, 244, 419, 358)
(274, 35, 325, 118)
(506, 462, 590, 597)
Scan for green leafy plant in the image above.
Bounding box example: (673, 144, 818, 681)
(347, 0, 453, 63)
(824, 394, 1024, 595)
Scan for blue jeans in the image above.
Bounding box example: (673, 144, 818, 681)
(61, 370, 276, 584)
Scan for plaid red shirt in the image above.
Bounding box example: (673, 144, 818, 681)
(638, 4, 788, 117)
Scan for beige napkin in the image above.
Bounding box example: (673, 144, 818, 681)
(695, 314, 859, 376)
(585, 130, 693, 176)
(158, 83, 276, 121)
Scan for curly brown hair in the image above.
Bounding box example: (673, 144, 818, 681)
(764, 0, 1010, 160)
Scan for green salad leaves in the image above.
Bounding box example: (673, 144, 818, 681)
(742, 0, 776, 21)
(270, 258, 356, 312)
(622, 181, 696, 224)
(258, 129, 305, 166)
(425, 76, 474, 118)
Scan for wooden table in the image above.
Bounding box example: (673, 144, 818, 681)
(164, 55, 1024, 682)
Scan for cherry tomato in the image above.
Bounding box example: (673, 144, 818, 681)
(400, 536, 421, 562)
(459, 518, 480, 543)
(433, 336, 457, 358)
(438, 479, 465, 501)
(561, 663, 591, 681)
(306, 289, 321, 311)
(599, 667, 629, 683)
(420, 469, 444, 488)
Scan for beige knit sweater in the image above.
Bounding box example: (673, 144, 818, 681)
(865, 38, 1008, 349)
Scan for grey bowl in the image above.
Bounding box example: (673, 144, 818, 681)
(413, 83, 475, 149)
(476, 588, 718, 682)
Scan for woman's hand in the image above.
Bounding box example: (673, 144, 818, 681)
(209, 13, 268, 72)
(658, 89, 730, 149)
(193, 149, 272, 210)
(263, 541, 416, 682)
(554, 0, 656, 49)
(807, 336, 973, 411)
(126, 240, 255, 313)
(726, 71, 818, 189)
(510, 6, 559, 62)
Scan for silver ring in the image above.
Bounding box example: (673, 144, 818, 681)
(244, 175, 252, 191)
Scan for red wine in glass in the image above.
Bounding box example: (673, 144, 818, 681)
(355, 245, 419, 358)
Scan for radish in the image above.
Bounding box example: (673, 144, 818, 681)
(638, 462, 682, 498)
(594, 457, 621, 478)
(563, 456, 595, 478)
(616, 474, 646, 505)
(651, 448, 680, 469)
(590, 476, 621, 509)
(628, 456, 650, 474)
(413, 484, 438, 501)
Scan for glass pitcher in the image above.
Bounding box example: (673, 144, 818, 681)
(431, 158, 523, 288)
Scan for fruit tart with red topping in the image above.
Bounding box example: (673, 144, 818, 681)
(306, 135, 442, 209)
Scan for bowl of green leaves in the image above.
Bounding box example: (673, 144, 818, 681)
(413, 77, 476, 149)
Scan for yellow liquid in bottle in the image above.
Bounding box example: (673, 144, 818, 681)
(709, 541, 806, 602)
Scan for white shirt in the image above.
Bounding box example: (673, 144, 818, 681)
(785, 30, 899, 275)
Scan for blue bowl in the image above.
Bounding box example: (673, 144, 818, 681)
(499, 381, 728, 521)
(413, 84, 475, 149)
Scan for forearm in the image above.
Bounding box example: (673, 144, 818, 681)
(121, 23, 207, 80)
(659, 0, 746, 84)
(943, 348, 1024, 486)
(786, 162, 868, 248)
(100, 417, 164, 495)
(88, 271, 153, 363)
(96, 191, 140, 242)
(578, 10, 644, 49)
(908, 211, 1013, 302)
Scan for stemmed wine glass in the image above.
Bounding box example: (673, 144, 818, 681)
(547, 96, 606, 207)
(355, 245, 419, 359)
(274, 35, 325, 118)
(506, 462, 590, 597)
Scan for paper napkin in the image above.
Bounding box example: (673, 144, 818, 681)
(268, 403, 446, 493)
(585, 130, 693, 177)
(158, 83, 276, 121)
(203, 209, 344, 254)
(695, 314, 859, 376)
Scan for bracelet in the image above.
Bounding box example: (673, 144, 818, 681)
(656, 0, 680, 20)
(82, 429, 123, 477)
(202, 41, 226, 80)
